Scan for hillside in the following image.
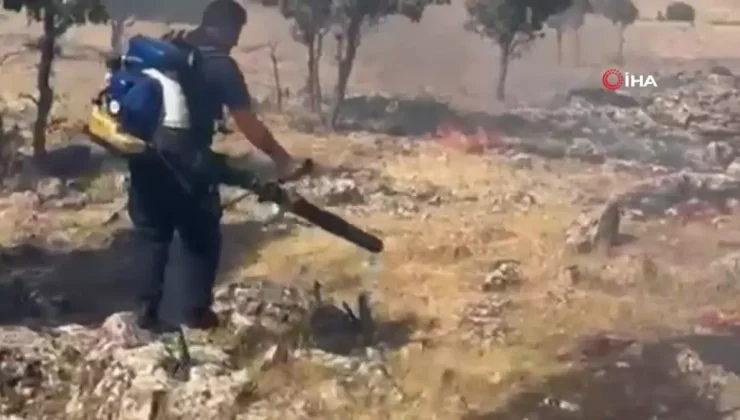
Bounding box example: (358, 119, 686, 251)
(4, 1, 740, 419)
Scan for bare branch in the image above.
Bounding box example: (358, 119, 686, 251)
(239, 43, 270, 55)
(18, 93, 39, 106)
(268, 42, 283, 111)
(0, 50, 26, 66)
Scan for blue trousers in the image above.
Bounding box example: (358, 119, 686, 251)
(127, 151, 222, 315)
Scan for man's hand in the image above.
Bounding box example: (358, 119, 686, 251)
(229, 108, 312, 182)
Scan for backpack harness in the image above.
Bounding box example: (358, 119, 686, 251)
(86, 32, 221, 157)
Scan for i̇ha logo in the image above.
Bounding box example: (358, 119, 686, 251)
(602, 69, 657, 90)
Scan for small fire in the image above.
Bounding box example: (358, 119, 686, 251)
(433, 121, 502, 154)
(699, 309, 740, 330)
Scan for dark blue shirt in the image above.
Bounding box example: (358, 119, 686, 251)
(199, 51, 251, 112)
(184, 29, 251, 146)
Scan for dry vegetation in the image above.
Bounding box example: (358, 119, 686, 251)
(230, 125, 740, 417)
(4, 0, 740, 418)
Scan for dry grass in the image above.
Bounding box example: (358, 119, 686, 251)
(1, 113, 736, 417)
(207, 129, 639, 415)
(204, 126, 740, 417)
(0, 113, 734, 420)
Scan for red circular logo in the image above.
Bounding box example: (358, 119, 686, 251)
(602, 69, 623, 90)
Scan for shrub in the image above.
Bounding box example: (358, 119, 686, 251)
(665, 1, 695, 23)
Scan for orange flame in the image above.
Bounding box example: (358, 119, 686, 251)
(434, 121, 502, 154)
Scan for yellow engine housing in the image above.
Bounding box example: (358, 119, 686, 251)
(85, 105, 148, 155)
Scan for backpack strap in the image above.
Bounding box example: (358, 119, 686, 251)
(157, 31, 217, 141)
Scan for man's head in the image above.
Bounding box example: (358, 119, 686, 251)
(200, 0, 247, 49)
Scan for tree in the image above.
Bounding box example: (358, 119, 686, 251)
(1, 0, 109, 157)
(665, 1, 694, 25)
(109, 14, 134, 56)
(103, 0, 136, 55)
(591, 0, 638, 64)
(0, 113, 23, 186)
(465, 0, 572, 100)
(279, 0, 333, 112)
(545, 0, 591, 65)
(102, 0, 213, 56)
(327, 0, 450, 128)
(256, 0, 449, 127)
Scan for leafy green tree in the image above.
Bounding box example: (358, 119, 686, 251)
(254, 0, 450, 126)
(1, 0, 109, 157)
(545, 0, 590, 65)
(590, 0, 638, 64)
(104, 3, 134, 56)
(665, 1, 694, 24)
(102, 0, 212, 56)
(327, 0, 450, 128)
(464, 0, 572, 100)
(279, 0, 333, 112)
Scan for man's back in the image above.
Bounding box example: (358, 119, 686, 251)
(181, 29, 253, 148)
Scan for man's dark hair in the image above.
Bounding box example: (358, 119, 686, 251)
(201, 0, 247, 29)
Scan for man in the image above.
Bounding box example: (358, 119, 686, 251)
(128, 0, 306, 331)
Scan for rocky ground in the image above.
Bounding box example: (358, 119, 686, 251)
(5, 66, 740, 419)
(8, 0, 740, 413)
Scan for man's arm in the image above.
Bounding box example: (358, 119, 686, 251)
(214, 57, 296, 175)
(229, 108, 291, 168)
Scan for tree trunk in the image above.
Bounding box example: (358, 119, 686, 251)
(0, 113, 8, 183)
(555, 28, 562, 65)
(110, 18, 125, 56)
(335, 34, 344, 63)
(329, 15, 362, 130)
(574, 28, 581, 66)
(616, 24, 625, 65)
(495, 42, 511, 101)
(33, 5, 57, 158)
(305, 32, 317, 112)
(268, 44, 282, 111)
(313, 34, 323, 112)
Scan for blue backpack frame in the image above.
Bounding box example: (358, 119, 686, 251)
(101, 34, 206, 145)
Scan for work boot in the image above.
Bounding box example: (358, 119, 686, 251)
(134, 302, 161, 331)
(184, 307, 220, 330)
